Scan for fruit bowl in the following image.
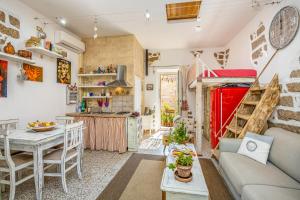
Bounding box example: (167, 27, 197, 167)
(27, 121, 57, 132)
(172, 147, 196, 157)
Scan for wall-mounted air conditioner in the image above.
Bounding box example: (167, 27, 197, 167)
(55, 31, 85, 53)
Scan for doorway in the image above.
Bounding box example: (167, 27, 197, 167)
(160, 73, 178, 127)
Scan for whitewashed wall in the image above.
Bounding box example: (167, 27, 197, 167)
(225, 0, 300, 132)
(226, 0, 300, 84)
(144, 48, 223, 129)
(0, 0, 80, 127)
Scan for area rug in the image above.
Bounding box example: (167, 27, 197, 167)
(97, 154, 165, 200)
(97, 154, 233, 200)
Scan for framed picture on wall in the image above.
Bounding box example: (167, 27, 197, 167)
(0, 60, 8, 97)
(146, 84, 154, 91)
(23, 64, 43, 82)
(57, 58, 71, 84)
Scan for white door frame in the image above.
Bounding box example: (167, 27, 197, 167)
(155, 66, 180, 129)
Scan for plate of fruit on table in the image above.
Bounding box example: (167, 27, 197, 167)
(27, 121, 57, 132)
(172, 147, 196, 157)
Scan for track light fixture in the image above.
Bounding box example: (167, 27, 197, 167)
(93, 16, 99, 39)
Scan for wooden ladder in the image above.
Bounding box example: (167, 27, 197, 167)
(224, 74, 280, 139)
(212, 74, 280, 159)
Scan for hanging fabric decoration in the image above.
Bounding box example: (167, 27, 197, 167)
(179, 65, 189, 112)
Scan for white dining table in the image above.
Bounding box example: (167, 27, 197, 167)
(0, 126, 67, 200)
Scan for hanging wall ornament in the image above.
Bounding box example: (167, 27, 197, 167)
(269, 6, 299, 50)
(17, 67, 27, 82)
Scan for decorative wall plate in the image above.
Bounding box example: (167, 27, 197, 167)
(269, 6, 299, 50)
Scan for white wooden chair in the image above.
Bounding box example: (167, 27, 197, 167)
(53, 116, 75, 150)
(55, 116, 74, 125)
(0, 119, 18, 130)
(43, 121, 83, 193)
(0, 120, 35, 200)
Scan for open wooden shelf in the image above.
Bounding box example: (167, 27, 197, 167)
(78, 85, 132, 88)
(78, 73, 117, 77)
(78, 85, 107, 88)
(0, 51, 36, 65)
(26, 46, 63, 59)
(82, 96, 113, 99)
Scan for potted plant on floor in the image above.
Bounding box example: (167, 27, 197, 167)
(168, 122, 189, 145)
(161, 112, 167, 126)
(168, 152, 193, 182)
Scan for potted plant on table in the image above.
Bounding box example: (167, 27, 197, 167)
(168, 152, 193, 182)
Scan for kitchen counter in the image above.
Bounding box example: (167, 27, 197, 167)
(66, 112, 130, 118)
(67, 113, 129, 153)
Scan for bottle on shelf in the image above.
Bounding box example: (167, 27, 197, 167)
(81, 99, 86, 112)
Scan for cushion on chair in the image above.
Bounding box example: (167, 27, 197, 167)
(265, 128, 300, 182)
(219, 152, 300, 195)
(0, 154, 33, 167)
(241, 185, 300, 200)
(43, 149, 77, 161)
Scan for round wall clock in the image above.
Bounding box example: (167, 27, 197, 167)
(269, 6, 299, 50)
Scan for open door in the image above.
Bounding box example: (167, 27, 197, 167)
(160, 73, 178, 127)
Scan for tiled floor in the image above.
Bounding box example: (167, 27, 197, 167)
(2, 151, 132, 200)
(201, 136, 212, 158)
(2, 131, 212, 199)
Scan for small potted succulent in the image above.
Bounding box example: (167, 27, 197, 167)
(168, 152, 193, 182)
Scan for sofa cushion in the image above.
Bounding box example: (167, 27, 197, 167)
(265, 128, 300, 182)
(241, 185, 300, 200)
(219, 152, 300, 194)
(237, 132, 274, 164)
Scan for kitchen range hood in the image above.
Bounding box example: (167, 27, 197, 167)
(107, 65, 130, 87)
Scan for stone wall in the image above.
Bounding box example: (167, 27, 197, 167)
(0, 8, 20, 40)
(269, 69, 300, 133)
(133, 37, 145, 109)
(82, 35, 144, 112)
(83, 35, 136, 85)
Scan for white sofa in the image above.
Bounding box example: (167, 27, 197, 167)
(219, 127, 300, 200)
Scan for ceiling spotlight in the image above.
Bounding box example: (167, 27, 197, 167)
(60, 18, 66, 25)
(145, 10, 151, 21)
(194, 25, 202, 32)
(93, 33, 98, 40)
